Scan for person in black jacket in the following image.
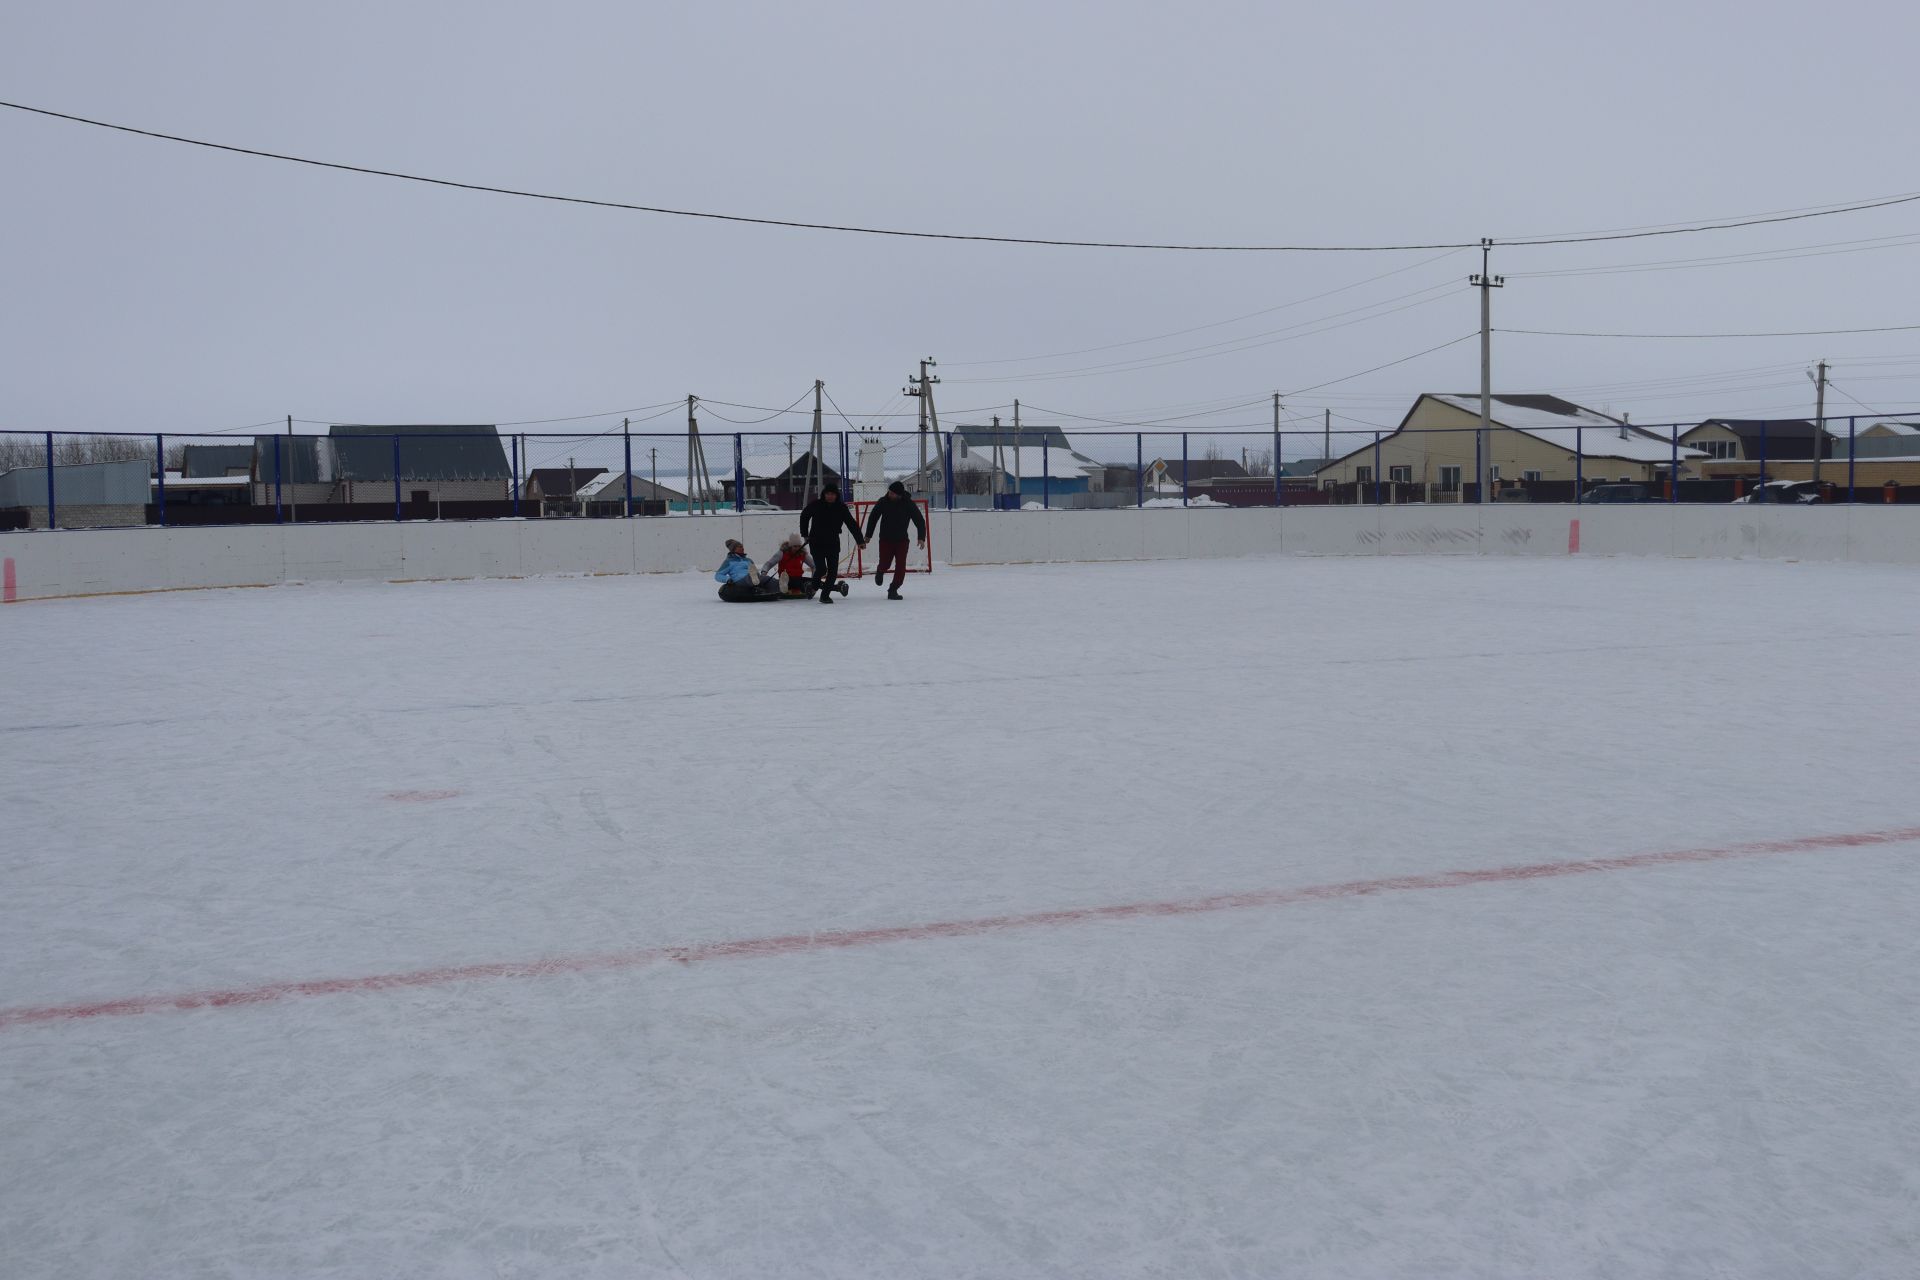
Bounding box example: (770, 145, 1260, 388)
(798, 483, 865, 603)
(862, 481, 928, 600)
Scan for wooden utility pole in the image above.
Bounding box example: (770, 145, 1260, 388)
(1471, 238, 1505, 504)
(1811, 359, 1829, 484)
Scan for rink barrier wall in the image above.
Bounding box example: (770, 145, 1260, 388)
(2, 506, 1916, 602)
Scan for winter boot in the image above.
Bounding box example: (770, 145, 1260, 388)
(887, 586, 903, 601)
(837, 580, 850, 596)
(874, 567, 884, 586)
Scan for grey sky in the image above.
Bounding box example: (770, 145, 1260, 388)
(3, 0, 1916, 465)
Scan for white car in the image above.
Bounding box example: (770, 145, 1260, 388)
(739, 499, 781, 512)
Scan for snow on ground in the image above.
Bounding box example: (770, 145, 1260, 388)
(3, 554, 1919, 1278)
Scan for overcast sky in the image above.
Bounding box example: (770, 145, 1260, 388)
(3, 0, 1916, 467)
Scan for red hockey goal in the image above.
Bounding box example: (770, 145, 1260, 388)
(846, 499, 933, 578)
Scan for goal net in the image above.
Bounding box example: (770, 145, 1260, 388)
(845, 499, 934, 577)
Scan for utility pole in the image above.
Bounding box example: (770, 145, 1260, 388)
(1013, 399, 1023, 506)
(1323, 408, 1330, 463)
(991, 414, 1003, 506)
(1272, 392, 1281, 474)
(901, 358, 939, 497)
(804, 379, 825, 500)
(286, 414, 297, 524)
(1471, 237, 1504, 503)
(649, 447, 658, 504)
(1810, 359, 1829, 484)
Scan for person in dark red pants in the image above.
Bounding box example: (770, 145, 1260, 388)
(862, 481, 927, 600)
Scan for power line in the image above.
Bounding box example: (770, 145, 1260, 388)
(1285, 334, 1479, 396)
(946, 285, 1461, 383)
(1507, 231, 1920, 279)
(8, 98, 1920, 252)
(1504, 323, 1920, 339)
(946, 250, 1467, 365)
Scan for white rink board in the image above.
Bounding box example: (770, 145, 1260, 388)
(3, 504, 1918, 601)
(4, 556, 1920, 1278)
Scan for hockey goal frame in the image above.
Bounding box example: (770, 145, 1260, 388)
(846, 499, 934, 577)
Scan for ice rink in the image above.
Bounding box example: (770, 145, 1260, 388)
(4, 553, 1919, 1278)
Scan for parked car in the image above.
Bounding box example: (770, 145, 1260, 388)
(739, 498, 781, 512)
(1584, 484, 1653, 503)
(1733, 480, 1824, 505)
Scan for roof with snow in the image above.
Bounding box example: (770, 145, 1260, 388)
(1428, 394, 1703, 462)
(576, 472, 687, 501)
(526, 466, 606, 497)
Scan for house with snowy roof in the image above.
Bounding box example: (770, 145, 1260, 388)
(1313, 394, 1705, 496)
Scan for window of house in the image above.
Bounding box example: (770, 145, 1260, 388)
(1523, 470, 1542, 482)
(1389, 465, 1412, 483)
(1355, 466, 1373, 484)
(1438, 465, 1462, 492)
(1488, 466, 1501, 481)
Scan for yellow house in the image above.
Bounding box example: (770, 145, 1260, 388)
(1314, 394, 1703, 495)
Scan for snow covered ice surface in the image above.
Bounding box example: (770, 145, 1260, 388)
(3, 554, 1919, 1279)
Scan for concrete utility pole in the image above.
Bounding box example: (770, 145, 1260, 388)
(1013, 399, 1023, 505)
(1471, 238, 1505, 503)
(650, 447, 658, 502)
(804, 379, 826, 500)
(1324, 408, 1330, 463)
(991, 414, 1004, 505)
(1810, 359, 1829, 484)
(1272, 393, 1280, 472)
(902, 359, 940, 497)
(287, 414, 298, 524)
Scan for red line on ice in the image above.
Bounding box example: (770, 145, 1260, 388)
(4, 825, 1917, 1032)
(3, 557, 16, 604)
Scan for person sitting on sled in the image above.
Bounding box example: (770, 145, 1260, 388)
(714, 539, 779, 602)
(763, 533, 811, 596)
(763, 532, 843, 598)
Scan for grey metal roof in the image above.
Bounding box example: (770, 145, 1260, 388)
(180, 444, 255, 477)
(328, 425, 511, 481)
(251, 435, 329, 485)
(953, 424, 1073, 451)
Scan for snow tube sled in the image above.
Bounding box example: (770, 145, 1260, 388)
(718, 580, 783, 602)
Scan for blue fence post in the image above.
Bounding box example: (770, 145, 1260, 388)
(154, 433, 167, 526)
(392, 434, 402, 522)
(1180, 433, 1189, 507)
(1042, 441, 1051, 509)
(1671, 425, 1679, 503)
(510, 436, 520, 516)
(839, 431, 849, 492)
(273, 434, 284, 524)
(732, 434, 745, 513)
(44, 432, 57, 528)
(1135, 434, 1144, 508)
(1758, 420, 1768, 489)
(1575, 427, 1583, 502)
(623, 419, 633, 518)
(944, 433, 955, 510)
(1848, 419, 1856, 503)
(1373, 432, 1383, 505)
